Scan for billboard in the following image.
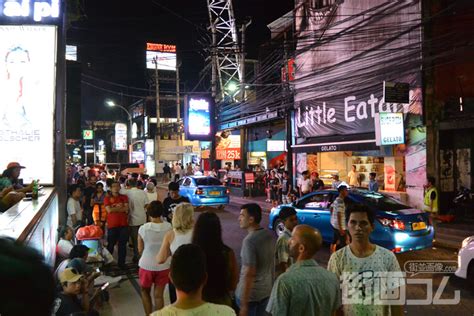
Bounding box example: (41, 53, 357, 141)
(216, 132, 241, 160)
(66, 44, 77, 61)
(184, 95, 214, 141)
(0, 25, 57, 184)
(146, 42, 176, 71)
(115, 123, 127, 150)
(294, 0, 422, 138)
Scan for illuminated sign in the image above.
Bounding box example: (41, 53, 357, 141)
(115, 123, 127, 150)
(66, 45, 76, 61)
(216, 134, 240, 161)
(267, 140, 287, 152)
(0, 25, 57, 184)
(145, 139, 154, 156)
(375, 113, 405, 146)
(146, 42, 176, 71)
(1, 0, 60, 22)
(184, 95, 214, 141)
(82, 129, 93, 140)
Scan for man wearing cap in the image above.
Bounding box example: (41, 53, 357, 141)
(54, 268, 99, 316)
(275, 206, 298, 277)
(0, 162, 34, 193)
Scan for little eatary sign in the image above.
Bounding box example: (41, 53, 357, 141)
(0, 0, 60, 22)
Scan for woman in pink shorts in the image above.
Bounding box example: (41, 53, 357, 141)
(137, 201, 172, 314)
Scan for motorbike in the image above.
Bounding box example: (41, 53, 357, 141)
(453, 186, 474, 219)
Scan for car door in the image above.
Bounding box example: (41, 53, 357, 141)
(295, 192, 335, 242)
(180, 178, 192, 199)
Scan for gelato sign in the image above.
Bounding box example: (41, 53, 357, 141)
(376, 112, 405, 146)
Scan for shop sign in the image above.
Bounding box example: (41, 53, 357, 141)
(320, 145, 338, 152)
(216, 148, 241, 160)
(115, 123, 127, 150)
(375, 113, 405, 146)
(145, 139, 154, 156)
(1, 0, 60, 22)
(245, 172, 255, 184)
(383, 81, 410, 104)
(83, 130, 93, 140)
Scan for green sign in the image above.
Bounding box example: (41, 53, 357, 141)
(83, 130, 94, 140)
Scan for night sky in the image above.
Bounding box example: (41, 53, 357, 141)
(67, 0, 293, 123)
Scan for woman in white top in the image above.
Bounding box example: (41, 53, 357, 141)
(144, 181, 158, 203)
(156, 202, 194, 303)
(56, 225, 74, 261)
(138, 201, 172, 314)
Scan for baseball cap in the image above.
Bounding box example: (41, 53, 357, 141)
(59, 268, 83, 283)
(279, 206, 297, 220)
(6, 162, 25, 169)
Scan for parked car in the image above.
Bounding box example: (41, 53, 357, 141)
(455, 235, 474, 283)
(177, 176, 230, 208)
(269, 189, 434, 253)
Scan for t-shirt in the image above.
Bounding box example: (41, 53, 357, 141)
(53, 293, 83, 316)
(82, 185, 96, 211)
(281, 178, 290, 193)
(163, 196, 190, 222)
(330, 196, 346, 230)
(236, 228, 275, 302)
(348, 170, 359, 186)
(266, 259, 341, 316)
(66, 197, 82, 227)
(122, 187, 149, 226)
(138, 222, 173, 271)
(327, 245, 404, 316)
(151, 302, 236, 316)
(313, 179, 325, 191)
(104, 194, 129, 228)
(0, 177, 13, 191)
(145, 190, 157, 203)
(275, 228, 292, 275)
(299, 178, 312, 194)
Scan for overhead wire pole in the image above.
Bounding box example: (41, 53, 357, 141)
(176, 61, 182, 145)
(154, 57, 160, 175)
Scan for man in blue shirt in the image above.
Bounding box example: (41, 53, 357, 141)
(369, 172, 379, 192)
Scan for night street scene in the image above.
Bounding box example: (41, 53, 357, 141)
(1, 0, 474, 315)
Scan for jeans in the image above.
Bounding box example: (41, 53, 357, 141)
(236, 296, 269, 316)
(129, 225, 140, 260)
(107, 226, 128, 266)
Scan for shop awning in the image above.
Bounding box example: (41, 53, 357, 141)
(292, 133, 378, 153)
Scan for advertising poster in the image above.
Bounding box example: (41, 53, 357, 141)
(185, 95, 214, 141)
(456, 149, 471, 190)
(146, 43, 176, 71)
(216, 131, 241, 160)
(0, 25, 57, 184)
(379, 113, 405, 146)
(115, 123, 127, 150)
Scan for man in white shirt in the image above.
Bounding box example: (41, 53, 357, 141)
(173, 163, 181, 182)
(121, 178, 149, 263)
(298, 171, 312, 197)
(151, 244, 235, 316)
(67, 184, 83, 227)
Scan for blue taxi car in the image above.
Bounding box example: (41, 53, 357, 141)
(177, 176, 230, 208)
(269, 189, 434, 253)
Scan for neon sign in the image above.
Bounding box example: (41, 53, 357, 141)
(1, 0, 60, 22)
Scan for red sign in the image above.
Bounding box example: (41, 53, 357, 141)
(245, 173, 255, 184)
(216, 148, 241, 160)
(146, 43, 176, 53)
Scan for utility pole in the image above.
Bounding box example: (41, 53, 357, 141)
(154, 57, 160, 172)
(210, 23, 218, 171)
(176, 61, 182, 145)
(239, 19, 252, 101)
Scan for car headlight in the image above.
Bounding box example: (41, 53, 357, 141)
(461, 236, 474, 249)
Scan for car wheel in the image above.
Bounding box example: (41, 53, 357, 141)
(273, 218, 285, 237)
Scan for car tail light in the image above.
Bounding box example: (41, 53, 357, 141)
(377, 217, 406, 230)
(226, 189, 230, 195)
(392, 247, 402, 253)
(195, 188, 204, 195)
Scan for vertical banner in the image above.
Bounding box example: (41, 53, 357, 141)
(115, 123, 127, 150)
(0, 25, 57, 184)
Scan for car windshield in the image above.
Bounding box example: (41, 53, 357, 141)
(195, 177, 222, 186)
(358, 192, 410, 212)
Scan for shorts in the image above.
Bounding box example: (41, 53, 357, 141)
(139, 268, 170, 288)
(332, 228, 347, 249)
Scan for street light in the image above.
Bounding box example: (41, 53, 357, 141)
(106, 99, 133, 160)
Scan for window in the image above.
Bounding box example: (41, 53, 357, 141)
(177, 179, 184, 186)
(195, 177, 222, 186)
(298, 193, 334, 209)
(360, 192, 409, 212)
(183, 178, 192, 187)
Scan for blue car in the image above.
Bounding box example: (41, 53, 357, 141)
(178, 176, 230, 208)
(269, 189, 434, 253)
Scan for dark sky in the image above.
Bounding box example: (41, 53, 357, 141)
(67, 0, 293, 122)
